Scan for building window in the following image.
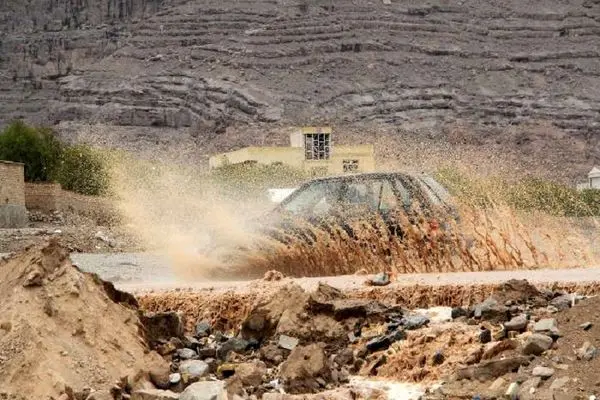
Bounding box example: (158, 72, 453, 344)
(343, 159, 359, 173)
(304, 134, 330, 160)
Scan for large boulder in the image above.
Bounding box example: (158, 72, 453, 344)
(522, 334, 553, 356)
(141, 312, 185, 344)
(280, 343, 331, 393)
(240, 283, 309, 341)
(473, 297, 510, 323)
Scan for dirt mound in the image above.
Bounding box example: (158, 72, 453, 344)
(525, 295, 600, 395)
(0, 239, 166, 399)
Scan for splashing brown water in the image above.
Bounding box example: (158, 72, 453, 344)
(105, 149, 598, 281)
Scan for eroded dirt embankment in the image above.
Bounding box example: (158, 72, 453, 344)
(136, 275, 600, 334)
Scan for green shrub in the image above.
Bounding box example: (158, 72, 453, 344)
(0, 121, 63, 181)
(435, 167, 600, 217)
(55, 144, 110, 196)
(0, 121, 110, 196)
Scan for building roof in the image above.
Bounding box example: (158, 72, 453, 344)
(0, 160, 24, 166)
(589, 167, 600, 178)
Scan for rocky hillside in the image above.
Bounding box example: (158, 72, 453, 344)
(2, 0, 600, 175)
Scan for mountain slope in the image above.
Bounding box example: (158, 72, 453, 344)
(1, 0, 600, 177)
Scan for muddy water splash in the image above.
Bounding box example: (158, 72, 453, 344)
(106, 151, 598, 281)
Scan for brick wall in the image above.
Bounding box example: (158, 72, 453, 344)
(25, 183, 116, 222)
(0, 161, 25, 206)
(0, 161, 27, 227)
(24, 182, 61, 212)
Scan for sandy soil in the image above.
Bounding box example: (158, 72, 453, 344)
(0, 239, 166, 399)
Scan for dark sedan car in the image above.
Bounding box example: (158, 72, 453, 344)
(256, 172, 459, 244)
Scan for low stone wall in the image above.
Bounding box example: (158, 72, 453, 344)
(24, 183, 116, 221)
(0, 204, 28, 228)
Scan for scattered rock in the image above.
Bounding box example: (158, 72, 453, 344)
(179, 381, 226, 400)
(194, 321, 212, 338)
(366, 335, 392, 353)
(197, 348, 217, 359)
(482, 339, 517, 360)
(479, 327, 492, 344)
(451, 307, 469, 319)
(359, 354, 387, 376)
(549, 377, 569, 391)
(260, 343, 285, 365)
(473, 297, 509, 323)
(217, 338, 249, 360)
(334, 348, 354, 367)
(366, 272, 390, 286)
(522, 334, 553, 356)
(431, 350, 445, 365)
(465, 346, 484, 365)
(505, 382, 519, 400)
(331, 299, 389, 320)
(130, 389, 179, 400)
(279, 343, 331, 393)
(580, 322, 593, 331)
(532, 366, 555, 379)
(364, 328, 406, 353)
(278, 335, 299, 351)
(456, 356, 531, 381)
(550, 294, 574, 311)
(402, 315, 430, 330)
(176, 348, 197, 360)
(576, 341, 597, 361)
(169, 373, 181, 385)
(504, 315, 528, 332)
(489, 377, 507, 392)
(149, 367, 171, 390)
(225, 361, 267, 387)
(178, 360, 209, 383)
(518, 377, 542, 397)
(534, 318, 560, 337)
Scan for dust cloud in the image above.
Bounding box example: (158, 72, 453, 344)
(107, 153, 270, 280)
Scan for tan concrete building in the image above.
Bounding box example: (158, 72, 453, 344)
(209, 127, 375, 176)
(0, 160, 27, 228)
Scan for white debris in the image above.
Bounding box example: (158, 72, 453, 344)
(413, 307, 453, 324)
(267, 188, 297, 203)
(348, 376, 424, 400)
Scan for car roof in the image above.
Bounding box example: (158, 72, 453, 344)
(303, 172, 417, 183)
(288, 171, 455, 208)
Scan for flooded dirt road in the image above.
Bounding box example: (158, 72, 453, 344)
(20, 252, 599, 293)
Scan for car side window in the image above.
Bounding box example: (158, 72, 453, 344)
(394, 178, 412, 208)
(378, 180, 398, 212)
(343, 181, 380, 211)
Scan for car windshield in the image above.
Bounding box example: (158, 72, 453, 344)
(280, 180, 343, 216)
(280, 176, 405, 217)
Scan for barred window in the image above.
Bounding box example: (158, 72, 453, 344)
(304, 134, 330, 160)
